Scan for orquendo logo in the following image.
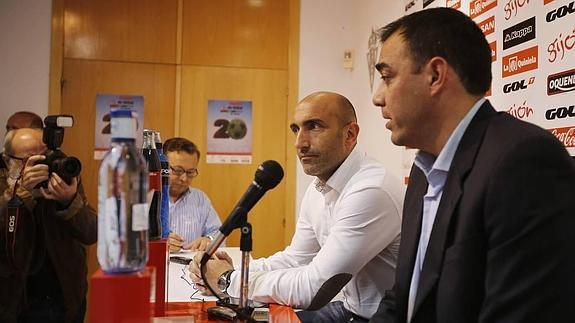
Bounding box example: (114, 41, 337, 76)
(547, 69, 575, 95)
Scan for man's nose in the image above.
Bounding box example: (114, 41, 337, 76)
(372, 82, 385, 107)
(294, 131, 309, 150)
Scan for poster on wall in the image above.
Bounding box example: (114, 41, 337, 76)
(206, 99, 253, 164)
(94, 94, 145, 160)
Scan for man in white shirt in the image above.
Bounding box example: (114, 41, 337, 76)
(190, 91, 404, 321)
(164, 137, 223, 252)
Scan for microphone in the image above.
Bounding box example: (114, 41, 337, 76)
(202, 160, 284, 264)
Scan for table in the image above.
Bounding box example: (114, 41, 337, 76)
(155, 301, 300, 322)
(163, 248, 301, 322)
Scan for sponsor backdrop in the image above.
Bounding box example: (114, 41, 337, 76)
(402, 0, 575, 155)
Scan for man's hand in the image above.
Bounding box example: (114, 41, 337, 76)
(189, 251, 234, 295)
(41, 173, 78, 203)
(183, 236, 212, 251)
(20, 155, 49, 191)
(169, 232, 185, 253)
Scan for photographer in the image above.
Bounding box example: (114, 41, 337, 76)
(0, 127, 97, 323)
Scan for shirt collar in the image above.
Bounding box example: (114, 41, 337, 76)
(313, 147, 362, 195)
(415, 98, 485, 176)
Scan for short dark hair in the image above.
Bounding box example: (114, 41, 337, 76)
(6, 111, 44, 131)
(163, 137, 200, 159)
(379, 7, 492, 95)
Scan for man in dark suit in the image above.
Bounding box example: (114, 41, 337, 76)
(370, 7, 575, 323)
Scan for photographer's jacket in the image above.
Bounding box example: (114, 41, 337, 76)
(0, 168, 97, 323)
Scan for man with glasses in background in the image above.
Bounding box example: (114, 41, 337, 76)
(163, 137, 223, 252)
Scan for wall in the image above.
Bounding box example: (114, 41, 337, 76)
(0, 0, 51, 127)
(298, 0, 404, 211)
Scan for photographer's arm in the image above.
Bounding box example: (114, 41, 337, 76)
(48, 174, 97, 245)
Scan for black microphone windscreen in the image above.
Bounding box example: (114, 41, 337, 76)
(255, 160, 284, 190)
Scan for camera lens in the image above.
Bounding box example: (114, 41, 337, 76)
(59, 157, 82, 178)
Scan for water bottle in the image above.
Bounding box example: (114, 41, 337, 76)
(154, 131, 170, 239)
(97, 109, 149, 274)
(143, 129, 162, 240)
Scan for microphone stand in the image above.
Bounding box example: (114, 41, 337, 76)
(239, 222, 252, 313)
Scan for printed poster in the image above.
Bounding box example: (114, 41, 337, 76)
(94, 94, 144, 160)
(206, 99, 253, 164)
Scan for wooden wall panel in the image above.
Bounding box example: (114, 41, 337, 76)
(60, 58, 176, 206)
(182, 0, 289, 69)
(64, 0, 178, 63)
(179, 65, 287, 257)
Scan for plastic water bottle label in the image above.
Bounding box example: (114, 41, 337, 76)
(132, 203, 149, 231)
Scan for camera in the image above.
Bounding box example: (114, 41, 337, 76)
(36, 115, 82, 187)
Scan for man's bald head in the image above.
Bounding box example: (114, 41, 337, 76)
(299, 92, 357, 127)
(4, 128, 45, 157)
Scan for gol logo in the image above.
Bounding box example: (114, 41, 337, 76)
(502, 46, 538, 78)
(503, 77, 535, 93)
(547, 68, 575, 96)
(470, 0, 497, 19)
(544, 0, 554, 4)
(446, 0, 461, 9)
(478, 16, 495, 36)
(546, 1, 575, 22)
(549, 126, 575, 148)
(506, 100, 533, 119)
(546, 105, 575, 120)
(504, 0, 531, 21)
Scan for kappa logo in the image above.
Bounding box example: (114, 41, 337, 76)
(546, 1, 575, 22)
(503, 77, 535, 93)
(503, 17, 536, 50)
(446, 0, 461, 9)
(547, 68, 575, 96)
(545, 105, 575, 120)
(549, 126, 575, 148)
(502, 46, 538, 78)
(504, 0, 531, 21)
(470, 0, 497, 19)
(478, 16, 495, 36)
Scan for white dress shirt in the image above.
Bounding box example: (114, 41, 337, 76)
(227, 148, 404, 318)
(169, 187, 223, 245)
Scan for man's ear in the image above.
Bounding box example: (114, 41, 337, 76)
(426, 57, 448, 95)
(345, 122, 360, 147)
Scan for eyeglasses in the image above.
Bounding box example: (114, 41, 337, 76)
(3, 153, 27, 162)
(170, 166, 198, 178)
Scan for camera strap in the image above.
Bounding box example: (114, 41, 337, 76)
(3, 161, 37, 271)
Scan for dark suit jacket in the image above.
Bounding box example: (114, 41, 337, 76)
(371, 101, 575, 323)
